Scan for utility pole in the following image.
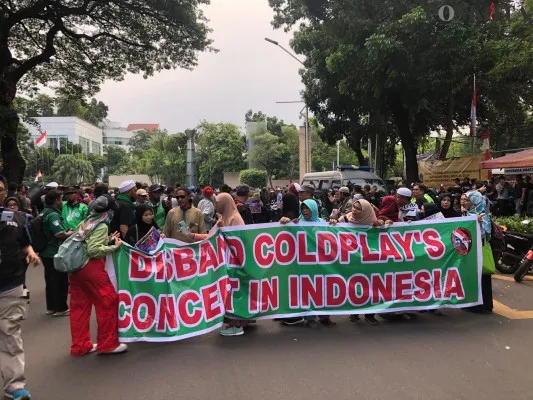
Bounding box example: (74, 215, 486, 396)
(185, 129, 197, 187)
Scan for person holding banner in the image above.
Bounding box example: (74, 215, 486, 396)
(69, 195, 128, 356)
(124, 204, 161, 252)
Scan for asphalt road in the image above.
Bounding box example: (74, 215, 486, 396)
(20, 267, 533, 400)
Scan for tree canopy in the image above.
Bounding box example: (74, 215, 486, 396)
(0, 0, 215, 183)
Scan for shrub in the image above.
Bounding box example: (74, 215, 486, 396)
(239, 169, 267, 189)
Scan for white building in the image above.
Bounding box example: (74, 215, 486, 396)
(26, 116, 103, 155)
(102, 121, 160, 150)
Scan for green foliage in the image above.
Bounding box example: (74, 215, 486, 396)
(196, 122, 246, 187)
(104, 146, 131, 176)
(246, 109, 285, 136)
(249, 126, 290, 187)
(240, 169, 268, 189)
(129, 130, 153, 156)
(494, 216, 533, 234)
(51, 155, 95, 186)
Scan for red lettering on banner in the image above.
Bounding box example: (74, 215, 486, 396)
(260, 277, 279, 312)
(317, 232, 339, 263)
(276, 232, 296, 265)
(433, 269, 443, 300)
(201, 282, 223, 322)
(395, 272, 413, 302)
(390, 232, 415, 261)
(248, 281, 260, 313)
(348, 275, 370, 305)
(297, 231, 317, 264)
(370, 273, 393, 304)
(217, 277, 239, 313)
(254, 234, 274, 268)
(359, 233, 380, 263)
(156, 295, 179, 332)
(301, 275, 324, 308)
(443, 268, 465, 300)
(118, 291, 132, 331)
(339, 232, 359, 263)
(379, 234, 403, 262)
(129, 251, 154, 280)
(422, 229, 445, 259)
(325, 275, 346, 307)
(413, 270, 432, 301)
(173, 248, 198, 280)
(413, 231, 422, 243)
(132, 294, 157, 332)
(227, 237, 245, 267)
(289, 275, 300, 309)
(177, 290, 202, 327)
(199, 241, 219, 276)
(217, 234, 227, 266)
(154, 250, 174, 282)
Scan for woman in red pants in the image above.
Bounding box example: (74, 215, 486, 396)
(69, 195, 128, 356)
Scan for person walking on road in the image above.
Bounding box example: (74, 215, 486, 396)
(41, 190, 73, 317)
(69, 195, 128, 356)
(61, 188, 88, 232)
(110, 180, 137, 239)
(0, 174, 40, 400)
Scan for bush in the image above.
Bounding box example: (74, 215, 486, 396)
(240, 169, 267, 189)
(494, 216, 533, 234)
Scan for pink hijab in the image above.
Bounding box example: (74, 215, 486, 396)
(216, 193, 245, 227)
(340, 199, 378, 225)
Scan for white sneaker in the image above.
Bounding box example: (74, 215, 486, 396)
(100, 343, 128, 355)
(89, 344, 97, 353)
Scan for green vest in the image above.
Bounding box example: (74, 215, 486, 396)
(62, 202, 88, 231)
(151, 200, 166, 228)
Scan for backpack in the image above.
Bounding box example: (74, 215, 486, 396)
(54, 233, 88, 273)
(28, 215, 47, 252)
(234, 199, 255, 225)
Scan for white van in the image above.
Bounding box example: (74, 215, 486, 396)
(301, 166, 386, 192)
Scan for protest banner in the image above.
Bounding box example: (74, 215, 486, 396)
(106, 217, 482, 342)
(418, 154, 490, 188)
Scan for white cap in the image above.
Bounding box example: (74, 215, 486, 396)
(45, 182, 59, 188)
(118, 180, 136, 193)
(397, 187, 412, 198)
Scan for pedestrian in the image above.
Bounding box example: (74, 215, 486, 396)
(62, 188, 88, 232)
(124, 204, 160, 248)
(198, 186, 216, 230)
(377, 195, 400, 222)
(411, 183, 434, 208)
(192, 187, 203, 208)
(330, 186, 353, 220)
(419, 202, 444, 220)
(394, 187, 419, 221)
(147, 184, 168, 228)
(17, 185, 31, 214)
(438, 194, 460, 218)
(163, 187, 206, 243)
(4, 197, 21, 212)
(233, 185, 255, 224)
(352, 185, 364, 200)
(135, 189, 148, 207)
(41, 190, 73, 316)
(87, 183, 108, 213)
(0, 174, 40, 400)
(110, 180, 137, 239)
(69, 195, 128, 356)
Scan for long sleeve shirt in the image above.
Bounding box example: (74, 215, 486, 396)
(86, 223, 117, 259)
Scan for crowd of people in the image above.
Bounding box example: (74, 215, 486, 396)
(0, 172, 528, 400)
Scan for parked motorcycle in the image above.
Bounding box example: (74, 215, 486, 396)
(514, 247, 533, 282)
(497, 220, 533, 274)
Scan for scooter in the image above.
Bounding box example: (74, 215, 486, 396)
(514, 247, 533, 282)
(496, 220, 533, 274)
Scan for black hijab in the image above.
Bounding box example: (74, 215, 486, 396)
(281, 193, 300, 220)
(421, 202, 440, 218)
(439, 194, 460, 218)
(135, 204, 158, 239)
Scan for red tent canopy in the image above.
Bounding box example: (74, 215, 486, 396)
(481, 148, 533, 169)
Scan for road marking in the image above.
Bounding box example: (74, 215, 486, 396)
(493, 300, 533, 319)
(492, 274, 533, 285)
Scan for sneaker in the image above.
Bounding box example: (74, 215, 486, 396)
(5, 388, 31, 400)
(306, 320, 319, 329)
(365, 315, 378, 325)
(282, 318, 305, 326)
(319, 317, 336, 327)
(219, 326, 244, 336)
(45, 310, 56, 315)
(89, 343, 98, 353)
(349, 315, 360, 322)
(99, 343, 128, 355)
(52, 309, 69, 317)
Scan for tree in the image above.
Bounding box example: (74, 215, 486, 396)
(51, 155, 95, 186)
(129, 130, 153, 156)
(103, 145, 131, 176)
(240, 169, 267, 189)
(249, 127, 290, 187)
(87, 154, 106, 179)
(245, 109, 284, 136)
(0, 1, 214, 183)
(196, 122, 246, 186)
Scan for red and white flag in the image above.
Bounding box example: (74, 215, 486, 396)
(34, 131, 47, 148)
(470, 76, 477, 137)
(34, 170, 42, 182)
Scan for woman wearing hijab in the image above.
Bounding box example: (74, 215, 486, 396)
(462, 191, 493, 312)
(420, 202, 444, 220)
(69, 195, 128, 356)
(124, 204, 161, 252)
(439, 194, 460, 218)
(378, 195, 400, 222)
(197, 186, 216, 230)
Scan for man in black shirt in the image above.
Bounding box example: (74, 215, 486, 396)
(110, 180, 137, 238)
(0, 174, 40, 400)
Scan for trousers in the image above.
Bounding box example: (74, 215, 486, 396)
(69, 258, 119, 356)
(42, 257, 69, 312)
(0, 285, 28, 393)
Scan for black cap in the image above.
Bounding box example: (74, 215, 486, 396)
(148, 184, 163, 193)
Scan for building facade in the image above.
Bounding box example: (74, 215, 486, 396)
(103, 122, 160, 150)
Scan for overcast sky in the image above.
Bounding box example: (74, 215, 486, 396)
(97, 0, 305, 133)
